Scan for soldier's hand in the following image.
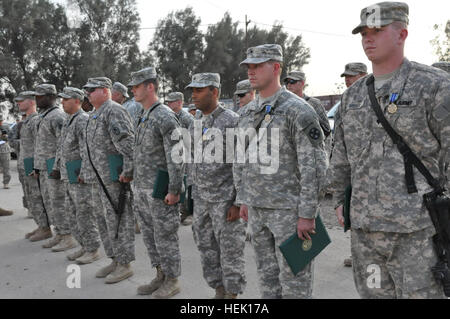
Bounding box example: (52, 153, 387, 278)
(239, 205, 249, 222)
(297, 217, 316, 241)
(78, 177, 85, 184)
(227, 205, 240, 222)
(119, 175, 133, 183)
(164, 193, 180, 205)
(30, 169, 40, 179)
(335, 205, 345, 228)
(49, 170, 61, 180)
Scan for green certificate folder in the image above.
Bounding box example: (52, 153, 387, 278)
(152, 169, 186, 203)
(279, 215, 331, 276)
(344, 185, 352, 233)
(66, 159, 82, 184)
(46, 158, 56, 178)
(24, 157, 34, 176)
(108, 154, 123, 182)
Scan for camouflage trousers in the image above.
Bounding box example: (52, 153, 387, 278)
(351, 227, 445, 299)
(65, 182, 101, 252)
(95, 182, 135, 265)
(23, 175, 47, 228)
(192, 199, 246, 295)
(91, 184, 114, 258)
(17, 165, 28, 208)
(39, 173, 70, 235)
(0, 153, 11, 185)
(249, 206, 314, 299)
(134, 188, 181, 278)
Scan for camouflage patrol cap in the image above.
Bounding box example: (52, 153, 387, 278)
(188, 104, 196, 111)
(352, 2, 409, 35)
(83, 77, 112, 89)
(34, 84, 57, 96)
(284, 70, 306, 82)
(127, 67, 157, 87)
(340, 63, 368, 77)
(432, 62, 450, 73)
(112, 82, 129, 98)
(185, 73, 221, 89)
(14, 91, 36, 102)
(234, 80, 252, 95)
(58, 87, 85, 100)
(166, 92, 184, 102)
(240, 44, 283, 66)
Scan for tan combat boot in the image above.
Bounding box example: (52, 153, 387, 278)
(96, 259, 117, 278)
(137, 266, 165, 295)
(29, 227, 52, 242)
(135, 222, 141, 234)
(0, 207, 13, 216)
(76, 249, 101, 265)
(105, 263, 133, 284)
(224, 292, 238, 299)
(42, 234, 62, 248)
(212, 286, 226, 299)
(67, 248, 85, 261)
(25, 227, 40, 239)
(51, 235, 77, 252)
(152, 277, 180, 299)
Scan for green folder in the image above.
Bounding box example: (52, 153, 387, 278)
(66, 159, 82, 184)
(344, 185, 352, 232)
(279, 215, 331, 276)
(108, 154, 123, 182)
(24, 157, 34, 176)
(152, 169, 186, 203)
(46, 158, 56, 178)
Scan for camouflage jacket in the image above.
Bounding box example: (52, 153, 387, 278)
(233, 87, 328, 218)
(55, 109, 90, 182)
(189, 104, 239, 203)
(34, 107, 66, 171)
(304, 94, 331, 137)
(85, 100, 135, 185)
(328, 58, 450, 233)
(18, 113, 39, 168)
(134, 101, 183, 194)
(176, 108, 194, 129)
(0, 124, 10, 154)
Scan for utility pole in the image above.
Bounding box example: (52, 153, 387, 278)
(245, 15, 251, 50)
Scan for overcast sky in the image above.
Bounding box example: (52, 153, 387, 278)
(133, 0, 448, 96)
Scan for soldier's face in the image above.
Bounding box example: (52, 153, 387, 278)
(111, 90, 125, 104)
(17, 100, 33, 112)
(86, 87, 106, 107)
(132, 83, 149, 103)
(35, 95, 54, 109)
(192, 87, 215, 111)
(286, 80, 305, 97)
(167, 100, 182, 112)
(62, 98, 79, 114)
(238, 91, 254, 107)
(361, 25, 406, 64)
(344, 74, 366, 88)
(247, 62, 278, 91)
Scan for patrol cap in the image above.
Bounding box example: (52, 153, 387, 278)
(234, 80, 253, 95)
(83, 77, 112, 89)
(284, 70, 306, 83)
(352, 2, 409, 35)
(188, 104, 197, 111)
(165, 92, 184, 102)
(240, 44, 283, 66)
(432, 62, 450, 73)
(58, 87, 85, 100)
(185, 73, 221, 89)
(112, 82, 129, 98)
(127, 67, 157, 87)
(14, 91, 36, 102)
(340, 63, 368, 77)
(34, 84, 57, 96)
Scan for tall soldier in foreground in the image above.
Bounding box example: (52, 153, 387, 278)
(84, 77, 136, 284)
(328, 2, 449, 298)
(235, 44, 328, 298)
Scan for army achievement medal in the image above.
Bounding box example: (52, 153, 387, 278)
(202, 127, 208, 141)
(264, 105, 272, 122)
(265, 114, 271, 122)
(387, 103, 398, 114)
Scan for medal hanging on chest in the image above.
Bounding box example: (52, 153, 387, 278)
(264, 105, 272, 122)
(387, 93, 399, 114)
(202, 127, 208, 141)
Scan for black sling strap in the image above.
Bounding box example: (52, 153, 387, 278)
(366, 75, 443, 194)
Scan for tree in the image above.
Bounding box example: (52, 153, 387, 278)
(199, 13, 246, 98)
(431, 20, 450, 62)
(148, 7, 204, 98)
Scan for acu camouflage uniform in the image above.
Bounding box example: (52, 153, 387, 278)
(84, 78, 135, 265)
(187, 73, 247, 295)
(33, 85, 69, 235)
(0, 118, 11, 186)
